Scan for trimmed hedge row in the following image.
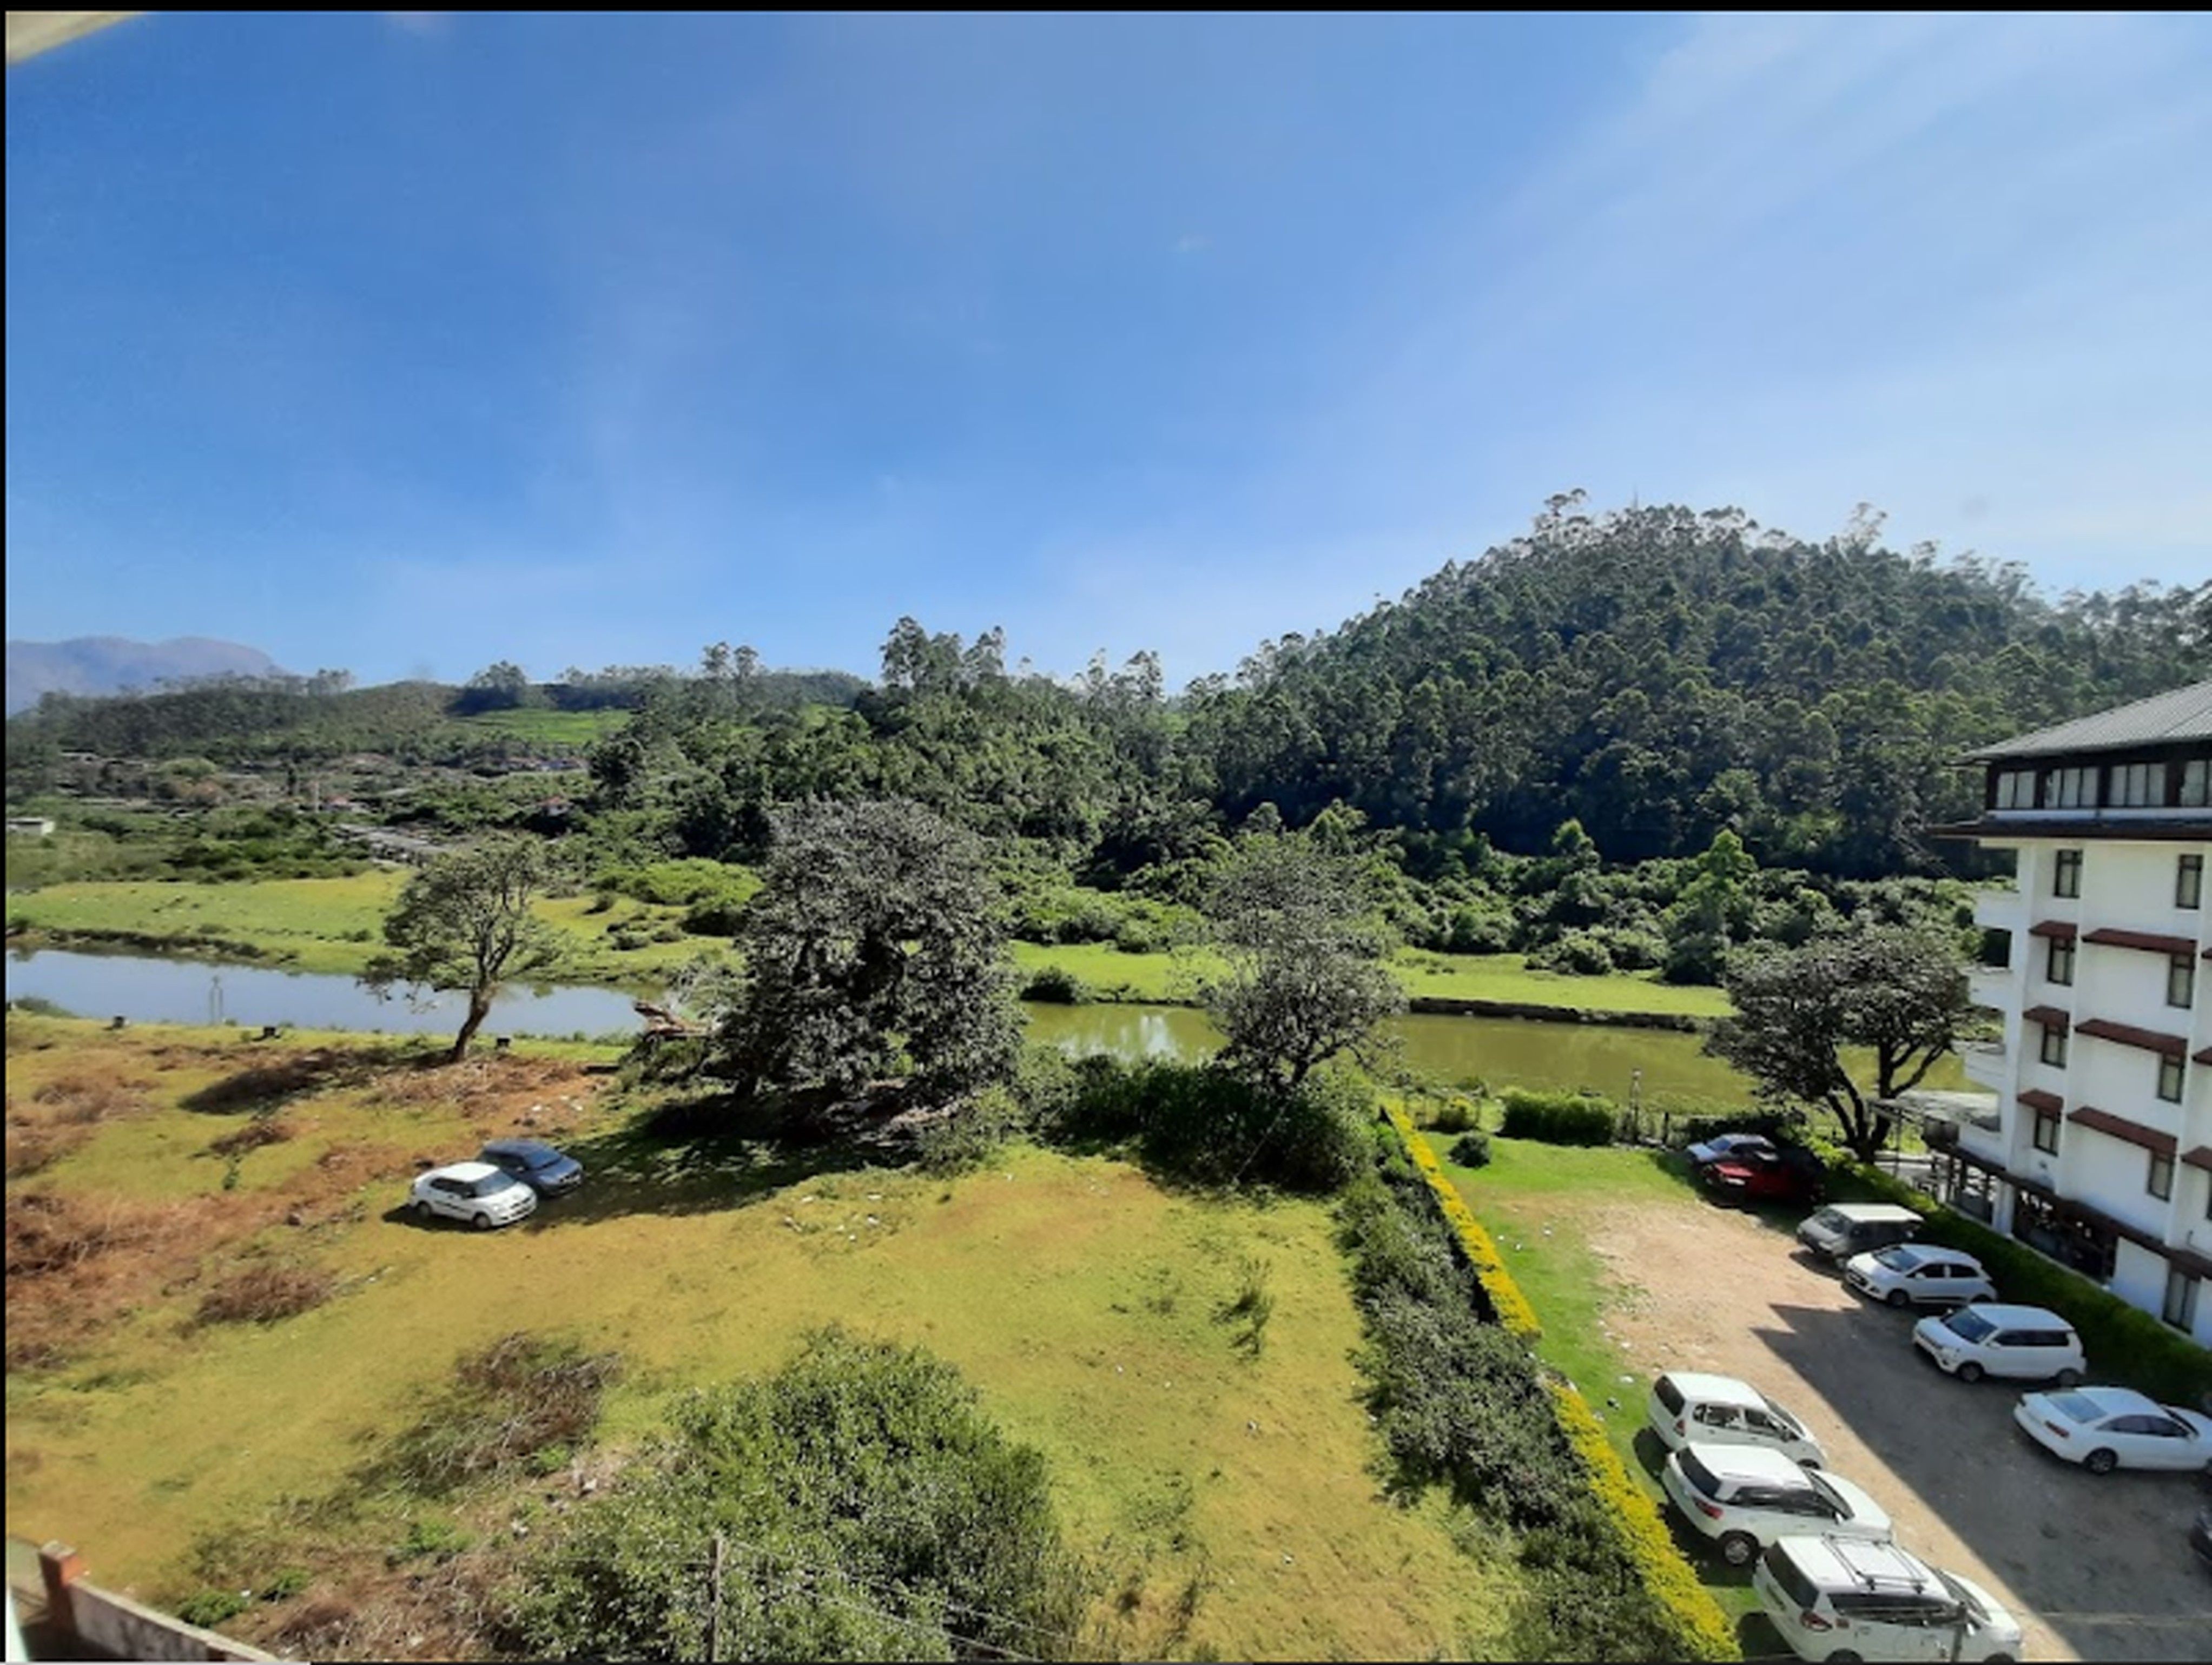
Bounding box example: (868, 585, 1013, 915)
(1546, 1379, 1741, 1663)
(1384, 1101, 1541, 1338)
(1498, 1086, 1616, 1147)
(1839, 1163, 2212, 1408)
(1376, 1105, 1736, 1660)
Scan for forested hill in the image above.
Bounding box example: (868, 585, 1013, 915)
(1182, 502, 2209, 875)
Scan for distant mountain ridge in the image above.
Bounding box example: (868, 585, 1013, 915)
(5, 636, 283, 715)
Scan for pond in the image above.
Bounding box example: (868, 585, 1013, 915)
(9, 947, 1950, 1111)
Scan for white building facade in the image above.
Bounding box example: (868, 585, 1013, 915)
(1929, 680, 2212, 1347)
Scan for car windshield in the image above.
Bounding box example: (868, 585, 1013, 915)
(1872, 1245, 1918, 1271)
(1934, 1571, 1987, 1622)
(1805, 1470, 1849, 1515)
(1757, 1394, 1802, 1435)
(468, 1173, 520, 1198)
(1810, 1208, 1848, 1233)
(1676, 1450, 1722, 1498)
(2045, 1391, 2103, 1422)
(1654, 1376, 1685, 1415)
(1940, 1309, 1997, 1343)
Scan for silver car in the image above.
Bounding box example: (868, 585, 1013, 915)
(408, 1160, 538, 1231)
(1844, 1243, 1998, 1309)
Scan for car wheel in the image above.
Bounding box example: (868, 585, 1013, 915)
(412, 1199, 435, 1223)
(1885, 1289, 1910, 1309)
(2084, 1448, 2117, 1476)
(1719, 1531, 1758, 1568)
(1956, 1361, 1984, 1384)
(471, 1211, 493, 1232)
(2055, 1367, 2083, 1389)
(1825, 1651, 1863, 1664)
(1983, 1654, 2017, 1664)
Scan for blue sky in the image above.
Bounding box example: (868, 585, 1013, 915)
(8, 12, 2209, 688)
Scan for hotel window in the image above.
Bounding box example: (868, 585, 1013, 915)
(2148, 1149, 2175, 1201)
(2181, 854, 2204, 910)
(2171, 954, 2197, 1010)
(2032, 1102, 2062, 1154)
(1992, 769, 2035, 810)
(2165, 1267, 2202, 1332)
(2182, 757, 2209, 808)
(2052, 849, 2081, 898)
(2039, 1025, 2067, 1067)
(2046, 937, 2074, 986)
(2109, 761, 2167, 807)
(2045, 766, 2096, 809)
(2157, 1055, 2185, 1104)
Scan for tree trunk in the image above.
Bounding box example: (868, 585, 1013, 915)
(450, 986, 493, 1063)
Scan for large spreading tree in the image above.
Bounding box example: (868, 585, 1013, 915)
(1705, 922, 1970, 1161)
(717, 800, 1021, 1105)
(1200, 828, 1405, 1094)
(365, 835, 561, 1062)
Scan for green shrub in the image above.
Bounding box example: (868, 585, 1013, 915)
(1839, 1164, 2212, 1406)
(1498, 1087, 1617, 1147)
(1429, 1097, 1477, 1134)
(1449, 1131, 1493, 1168)
(377, 1332, 620, 1495)
(1041, 1056, 1369, 1192)
(175, 1589, 249, 1629)
(1019, 964, 1089, 1004)
(1528, 931, 1616, 976)
(915, 1085, 1032, 1174)
(261, 1567, 312, 1602)
(389, 1517, 471, 1567)
(514, 1329, 1088, 1662)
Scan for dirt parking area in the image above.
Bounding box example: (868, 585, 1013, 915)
(1582, 1198, 2210, 1663)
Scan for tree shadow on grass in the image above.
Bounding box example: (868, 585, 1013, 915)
(180, 1041, 437, 1115)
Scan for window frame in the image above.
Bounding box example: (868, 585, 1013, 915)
(2039, 1024, 2068, 1068)
(2148, 1149, 2175, 1201)
(2169, 954, 2195, 1010)
(2031, 1103, 2062, 1155)
(2181, 854, 2204, 910)
(2045, 936, 2074, 986)
(2157, 1055, 2185, 1105)
(2052, 848, 2082, 898)
(2163, 1267, 2200, 1332)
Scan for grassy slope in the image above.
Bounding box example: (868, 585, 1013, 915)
(1433, 1131, 1762, 1624)
(7, 876, 721, 982)
(453, 708, 629, 745)
(3, 1018, 1516, 1659)
(16, 877, 1736, 1017)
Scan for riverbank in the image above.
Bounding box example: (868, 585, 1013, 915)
(9, 875, 1735, 1027)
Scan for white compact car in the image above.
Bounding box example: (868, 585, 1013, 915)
(2013, 1385, 2212, 1474)
(1660, 1442, 1892, 1568)
(1754, 1534, 2024, 1663)
(1647, 1371, 1826, 1466)
(1912, 1304, 2083, 1385)
(409, 1160, 538, 1231)
(1844, 1243, 1998, 1309)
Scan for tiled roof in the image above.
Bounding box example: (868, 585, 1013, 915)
(1964, 680, 2212, 761)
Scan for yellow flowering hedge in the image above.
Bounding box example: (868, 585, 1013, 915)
(1548, 1378, 1741, 1661)
(1379, 1102, 1739, 1661)
(1379, 1101, 1542, 1338)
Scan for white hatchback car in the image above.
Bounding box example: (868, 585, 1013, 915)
(409, 1161, 538, 1231)
(2013, 1385, 2212, 1474)
(1844, 1243, 1998, 1310)
(1660, 1442, 1892, 1568)
(1912, 1304, 2084, 1386)
(1754, 1534, 2024, 1664)
(1647, 1371, 1826, 1466)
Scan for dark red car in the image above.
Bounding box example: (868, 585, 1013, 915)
(1698, 1143, 1826, 1207)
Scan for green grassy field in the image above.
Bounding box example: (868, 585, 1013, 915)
(6, 876, 721, 983)
(4, 1018, 1521, 1659)
(454, 708, 630, 745)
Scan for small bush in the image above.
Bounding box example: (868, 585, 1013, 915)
(1498, 1087, 1616, 1147)
(1528, 931, 1616, 976)
(1041, 1056, 1369, 1192)
(196, 1262, 336, 1326)
(389, 1517, 471, 1566)
(262, 1567, 312, 1602)
(1019, 964, 1089, 1004)
(1429, 1097, 1477, 1134)
(207, 1116, 294, 1158)
(1449, 1131, 1493, 1168)
(378, 1332, 621, 1495)
(915, 1086, 1032, 1175)
(1216, 1256, 1275, 1356)
(175, 1589, 249, 1629)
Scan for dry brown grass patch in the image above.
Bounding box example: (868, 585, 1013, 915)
(195, 1260, 338, 1326)
(208, 1116, 298, 1158)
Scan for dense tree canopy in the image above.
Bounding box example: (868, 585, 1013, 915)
(364, 835, 562, 1061)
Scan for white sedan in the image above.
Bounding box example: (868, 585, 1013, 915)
(409, 1161, 538, 1231)
(2013, 1385, 2212, 1474)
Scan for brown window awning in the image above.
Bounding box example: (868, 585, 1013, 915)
(2182, 1146, 2212, 1175)
(2017, 1088, 2064, 1114)
(2074, 1018, 2189, 1059)
(2081, 927, 2196, 955)
(2068, 1106, 2178, 1158)
(2022, 1006, 2071, 1033)
(2028, 920, 2078, 941)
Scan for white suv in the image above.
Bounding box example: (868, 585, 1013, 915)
(1845, 1243, 1998, 1310)
(1660, 1442, 1893, 1568)
(1912, 1304, 2083, 1386)
(409, 1161, 538, 1231)
(1755, 1534, 2023, 1663)
(1647, 1371, 1826, 1466)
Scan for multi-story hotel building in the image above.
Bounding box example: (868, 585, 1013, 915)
(1924, 679, 2211, 1345)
